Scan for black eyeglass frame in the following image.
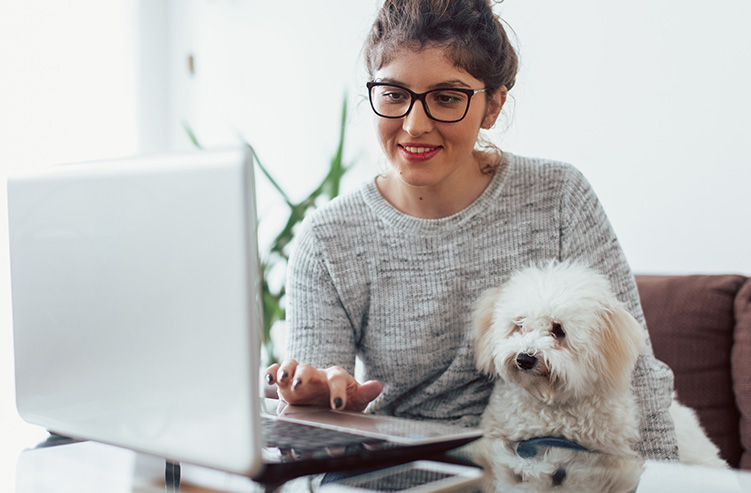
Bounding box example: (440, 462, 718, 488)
(366, 81, 487, 123)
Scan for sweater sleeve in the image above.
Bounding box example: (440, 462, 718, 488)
(559, 166, 679, 461)
(284, 216, 358, 375)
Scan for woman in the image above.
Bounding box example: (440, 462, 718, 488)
(265, 0, 678, 460)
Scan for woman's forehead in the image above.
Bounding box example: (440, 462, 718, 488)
(373, 45, 480, 89)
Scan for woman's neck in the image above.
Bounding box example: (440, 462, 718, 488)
(376, 164, 494, 219)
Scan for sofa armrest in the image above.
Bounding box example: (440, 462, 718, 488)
(635, 274, 748, 469)
(731, 278, 751, 470)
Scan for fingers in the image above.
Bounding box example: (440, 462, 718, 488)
(326, 369, 383, 412)
(325, 366, 351, 410)
(266, 358, 307, 388)
(264, 363, 280, 386)
(349, 380, 384, 412)
(262, 364, 280, 398)
(276, 359, 299, 388)
(263, 361, 383, 412)
(273, 360, 330, 406)
(289, 363, 320, 394)
(264, 359, 305, 402)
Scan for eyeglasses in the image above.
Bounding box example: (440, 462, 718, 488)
(367, 81, 487, 123)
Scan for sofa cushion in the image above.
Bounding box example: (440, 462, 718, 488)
(636, 275, 745, 468)
(732, 278, 751, 470)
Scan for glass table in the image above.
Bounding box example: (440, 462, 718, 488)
(10, 431, 751, 492)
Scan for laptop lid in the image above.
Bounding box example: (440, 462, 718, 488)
(8, 148, 481, 483)
(8, 148, 265, 476)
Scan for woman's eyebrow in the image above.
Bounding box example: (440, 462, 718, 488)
(431, 79, 472, 89)
(373, 77, 401, 85)
(373, 78, 473, 89)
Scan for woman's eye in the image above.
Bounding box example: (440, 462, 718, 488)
(431, 90, 466, 106)
(552, 323, 565, 339)
(381, 91, 409, 103)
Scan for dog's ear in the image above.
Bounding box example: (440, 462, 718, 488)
(472, 286, 504, 376)
(599, 306, 647, 391)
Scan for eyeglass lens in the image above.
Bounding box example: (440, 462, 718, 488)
(370, 85, 472, 122)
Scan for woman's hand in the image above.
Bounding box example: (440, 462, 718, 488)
(264, 359, 383, 412)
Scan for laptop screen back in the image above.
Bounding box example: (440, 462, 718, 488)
(8, 148, 265, 476)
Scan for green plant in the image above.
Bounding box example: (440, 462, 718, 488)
(185, 96, 351, 364)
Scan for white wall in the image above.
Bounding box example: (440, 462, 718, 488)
(499, 1, 751, 274)
(0, 0, 141, 486)
(158, 0, 751, 275)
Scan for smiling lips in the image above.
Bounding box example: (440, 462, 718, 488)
(399, 144, 442, 162)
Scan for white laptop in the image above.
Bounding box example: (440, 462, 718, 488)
(7, 147, 481, 484)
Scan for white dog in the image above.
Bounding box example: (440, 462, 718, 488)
(472, 261, 727, 472)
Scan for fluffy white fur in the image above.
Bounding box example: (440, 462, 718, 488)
(472, 261, 727, 476)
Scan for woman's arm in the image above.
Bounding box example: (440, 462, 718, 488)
(559, 165, 680, 461)
(284, 215, 358, 370)
(265, 216, 381, 410)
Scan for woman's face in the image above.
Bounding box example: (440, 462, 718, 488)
(372, 46, 503, 190)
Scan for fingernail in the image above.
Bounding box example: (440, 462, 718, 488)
(292, 378, 302, 390)
(333, 397, 343, 409)
(265, 374, 273, 385)
(280, 371, 288, 382)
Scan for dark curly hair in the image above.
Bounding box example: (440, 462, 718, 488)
(364, 0, 518, 97)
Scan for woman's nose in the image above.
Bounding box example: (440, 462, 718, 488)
(402, 100, 435, 137)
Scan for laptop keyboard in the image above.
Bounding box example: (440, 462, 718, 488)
(262, 417, 385, 449)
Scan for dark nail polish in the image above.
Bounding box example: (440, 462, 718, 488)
(265, 373, 273, 385)
(292, 378, 302, 390)
(334, 398, 343, 409)
(281, 371, 289, 381)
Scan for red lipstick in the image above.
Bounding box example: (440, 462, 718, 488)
(399, 144, 442, 162)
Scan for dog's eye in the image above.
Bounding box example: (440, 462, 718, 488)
(552, 323, 565, 339)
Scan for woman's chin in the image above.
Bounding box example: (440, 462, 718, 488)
(393, 171, 443, 189)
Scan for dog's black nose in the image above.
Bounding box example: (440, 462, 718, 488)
(516, 353, 537, 371)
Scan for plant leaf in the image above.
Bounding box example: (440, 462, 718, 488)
(182, 121, 202, 149)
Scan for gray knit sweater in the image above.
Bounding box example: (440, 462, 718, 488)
(285, 153, 679, 460)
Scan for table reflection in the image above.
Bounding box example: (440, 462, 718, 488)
(14, 433, 751, 492)
(477, 438, 645, 493)
(16, 434, 262, 492)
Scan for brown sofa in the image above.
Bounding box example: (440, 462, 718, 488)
(635, 274, 751, 470)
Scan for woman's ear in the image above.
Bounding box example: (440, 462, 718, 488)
(481, 86, 507, 129)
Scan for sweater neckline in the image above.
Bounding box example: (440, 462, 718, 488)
(361, 153, 514, 236)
